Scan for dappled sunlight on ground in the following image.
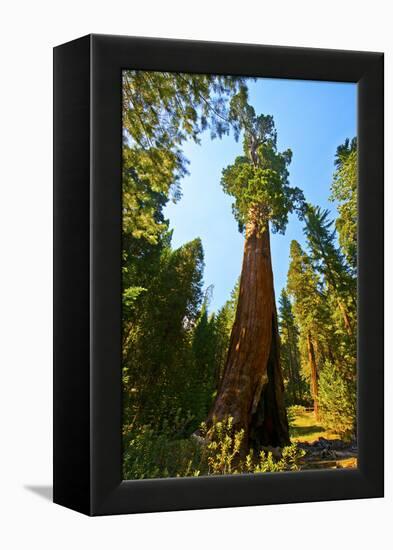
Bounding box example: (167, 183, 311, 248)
(290, 410, 357, 470)
(290, 410, 338, 443)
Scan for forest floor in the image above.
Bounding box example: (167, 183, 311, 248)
(290, 409, 357, 470)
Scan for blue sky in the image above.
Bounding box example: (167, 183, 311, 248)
(164, 77, 356, 313)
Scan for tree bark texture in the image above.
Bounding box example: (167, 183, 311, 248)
(206, 217, 290, 449)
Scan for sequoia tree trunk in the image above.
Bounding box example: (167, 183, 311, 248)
(206, 215, 290, 449)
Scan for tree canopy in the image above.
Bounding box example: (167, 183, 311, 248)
(122, 70, 247, 244)
(221, 91, 305, 234)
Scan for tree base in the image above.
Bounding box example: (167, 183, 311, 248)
(249, 314, 290, 449)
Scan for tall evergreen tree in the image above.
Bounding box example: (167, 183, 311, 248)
(206, 91, 305, 448)
(186, 289, 218, 432)
(213, 280, 239, 389)
(330, 138, 357, 271)
(278, 289, 306, 405)
(122, 236, 205, 431)
(287, 241, 327, 418)
(304, 205, 355, 336)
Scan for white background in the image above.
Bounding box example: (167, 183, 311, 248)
(0, 1, 391, 548)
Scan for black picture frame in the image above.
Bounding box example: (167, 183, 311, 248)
(53, 34, 384, 516)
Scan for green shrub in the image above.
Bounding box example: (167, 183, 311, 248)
(246, 444, 305, 473)
(318, 363, 356, 438)
(123, 424, 201, 480)
(200, 417, 305, 476)
(199, 417, 244, 475)
(123, 415, 306, 480)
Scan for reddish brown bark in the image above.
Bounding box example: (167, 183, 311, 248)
(206, 217, 290, 449)
(307, 331, 319, 419)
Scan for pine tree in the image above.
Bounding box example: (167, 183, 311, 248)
(278, 289, 306, 405)
(186, 289, 218, 431)
(213, 280, 239, 388)
(122, 236, 205, 431)
(330, 138, 357, 271)
(304, 205, 355, 336)
(287, 240, 326, 418)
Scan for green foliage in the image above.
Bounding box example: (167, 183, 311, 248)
(122, 286, 146, 314)
(330, 138, 357, 270)
(318, 362, 356, 438)
(222, 156, 304, 234)
(123, 415, 306, 480)
(121, 69, 358, 478)
(249, 444, 305, 473)
(286, 202, 357, 438)
(199, 418, 305, 476)
(278, 289, 309, 405)
(287, 240, 329, 340)
(200, 417, 244, 475)
(123, 71, 246, 149)
(305, 205, 355, 301)
(122, 146, 173, 245)
(212, 279, 239, 385)
(185, 302, 218, 432)
(123, 422, 202, 479)
(303, 205, 356, 354)
(122, 71, 246, 246)
(121, 71, 249, 448)
(221, 92, 304, 233)
(122, 235, 206, 430)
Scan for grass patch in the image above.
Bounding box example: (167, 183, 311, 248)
(289, 409, 339, 443)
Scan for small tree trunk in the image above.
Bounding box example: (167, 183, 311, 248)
(206, 215, 290, 449)
(307, 331, 318, 419)
(288, 325, 302, 403)
(338, 300, 353, 336)
(288, 328, 301, 403)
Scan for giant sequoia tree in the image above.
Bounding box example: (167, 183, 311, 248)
(206, 93, 304, 448)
